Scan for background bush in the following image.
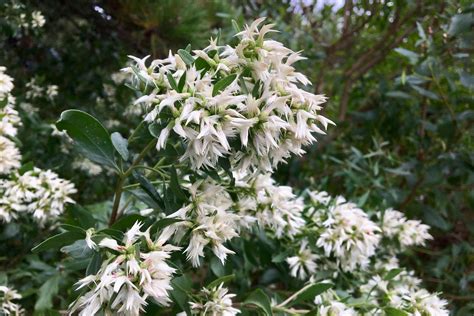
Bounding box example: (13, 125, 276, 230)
(0, 0, 472, 314)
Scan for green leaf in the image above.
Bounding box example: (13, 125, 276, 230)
(18, 161, 34, 175)
(60, 224, 86, 234)
(32, 231, 85, 253)
(207, 274, 235, 290)
(178, 49, 194, 65)
(167, 73, 178, 90)
(178, 72, 186, 92)
(384, 307, 409, 316)
(56, 110, 117, 168)
(170, 166, 188, 202)
(394, 48, 419, 65)
(386, 91, 412, 99)
(65, 205, 96, 229)
(111, 132, 129, 161)
(35, 274, 61, 311)
(291, 283, 332, 305)
(110, 214, 146, 231)
(171, 276, 192, 314)
(132, 171, 165, 210)
(411, 85, 439, 100)
(244, 289, 273, 316)
(212, 74, 237, 96)
(448, 13, 474, 37)
(384, 268, 403, 281)
(0, 97, 8, 109)
(86, 252, 103, 275)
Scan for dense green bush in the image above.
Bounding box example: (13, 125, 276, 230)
(0, 0, 472, 314)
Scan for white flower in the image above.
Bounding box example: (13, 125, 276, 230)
(127, 18, 333, 171)
(31, 11, 46, 28)
(402, 289, 449, 316)
(286, 240, 318, 280)
(314, 195, 381, 271)
(0, 136, 21, 175)
(0, 68, 14, 98)
(71, 222, 179, 316)
(380, 208, 433, 247)
(46, 85, 58, 99)
(318, 301, 357, 316)
(72, 158, 103, 176)
(0, 285, 23, 316)
(165, 179, 240, 267)
(189, 283, 240, 316)
(0, 168, 76, 224)
(247, 174, 306, 238)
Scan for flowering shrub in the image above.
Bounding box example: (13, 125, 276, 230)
(2, 18, 450, 315)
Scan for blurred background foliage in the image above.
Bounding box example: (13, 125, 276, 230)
(1, 0, 473, 313)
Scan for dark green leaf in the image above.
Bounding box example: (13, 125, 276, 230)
(384, 307, 409, 316)
(56, 110, 117, 168)
(132, 171, 164, 210)
(167, 73, 178, 90)
(32, 231, 85, 253)
(384, 268, 403, 281)
(212, 74, 237, 96)
(244, 289, 273, 316)
(86, 252, 103, 275)
(110, 214, 146, 232)
(291, 283, 333, 305)
(34, 274, 61, 310)
(178, 49, 194, 65)
(207, 274, 235, 289)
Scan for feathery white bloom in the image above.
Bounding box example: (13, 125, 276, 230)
(0, 68, 14, 98)
(0, 168, 76, 224)
(402, 289, 449, 316)
(0, 136, 21, 174)
(164, 178, 239, 267)
(318, 301, 357, 316)
(72, 158, 103, 176)
(189, 283, 240, 316)
(31, 11, 45, 28)
(127, 18, 333, 171)
(250, 174, 305, 238)
(0, 285, 23, 316)
(72, 222, 179, 316)
(286, 240, 318, 280)
(380, 208, 432, 247)
(313, 195, 381, 271)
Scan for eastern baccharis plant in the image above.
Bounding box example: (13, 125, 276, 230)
(23, 18, 450, 315)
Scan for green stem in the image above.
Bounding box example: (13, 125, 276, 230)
(108, 139, 157, 226)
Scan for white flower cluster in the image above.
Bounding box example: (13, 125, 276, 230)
(126, 17, 333, 171)
(0, 67, 76, 224)
(311, 193, 381, 271)
(163, 178, 239, 267)
(0, 167, 77, 224)
(2, 1, 45, 32)
(359, 267, 449, 315)
(25, 78, 58, 100)
(0, 285, 23, 316)
(379, 208, 433, 247)
(162, 172, 306, 268)
(188, 283, 240, 316)
(0, 67, 22, 175)
(72, 222, 179, 316)
(286, 239, 318, 280)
